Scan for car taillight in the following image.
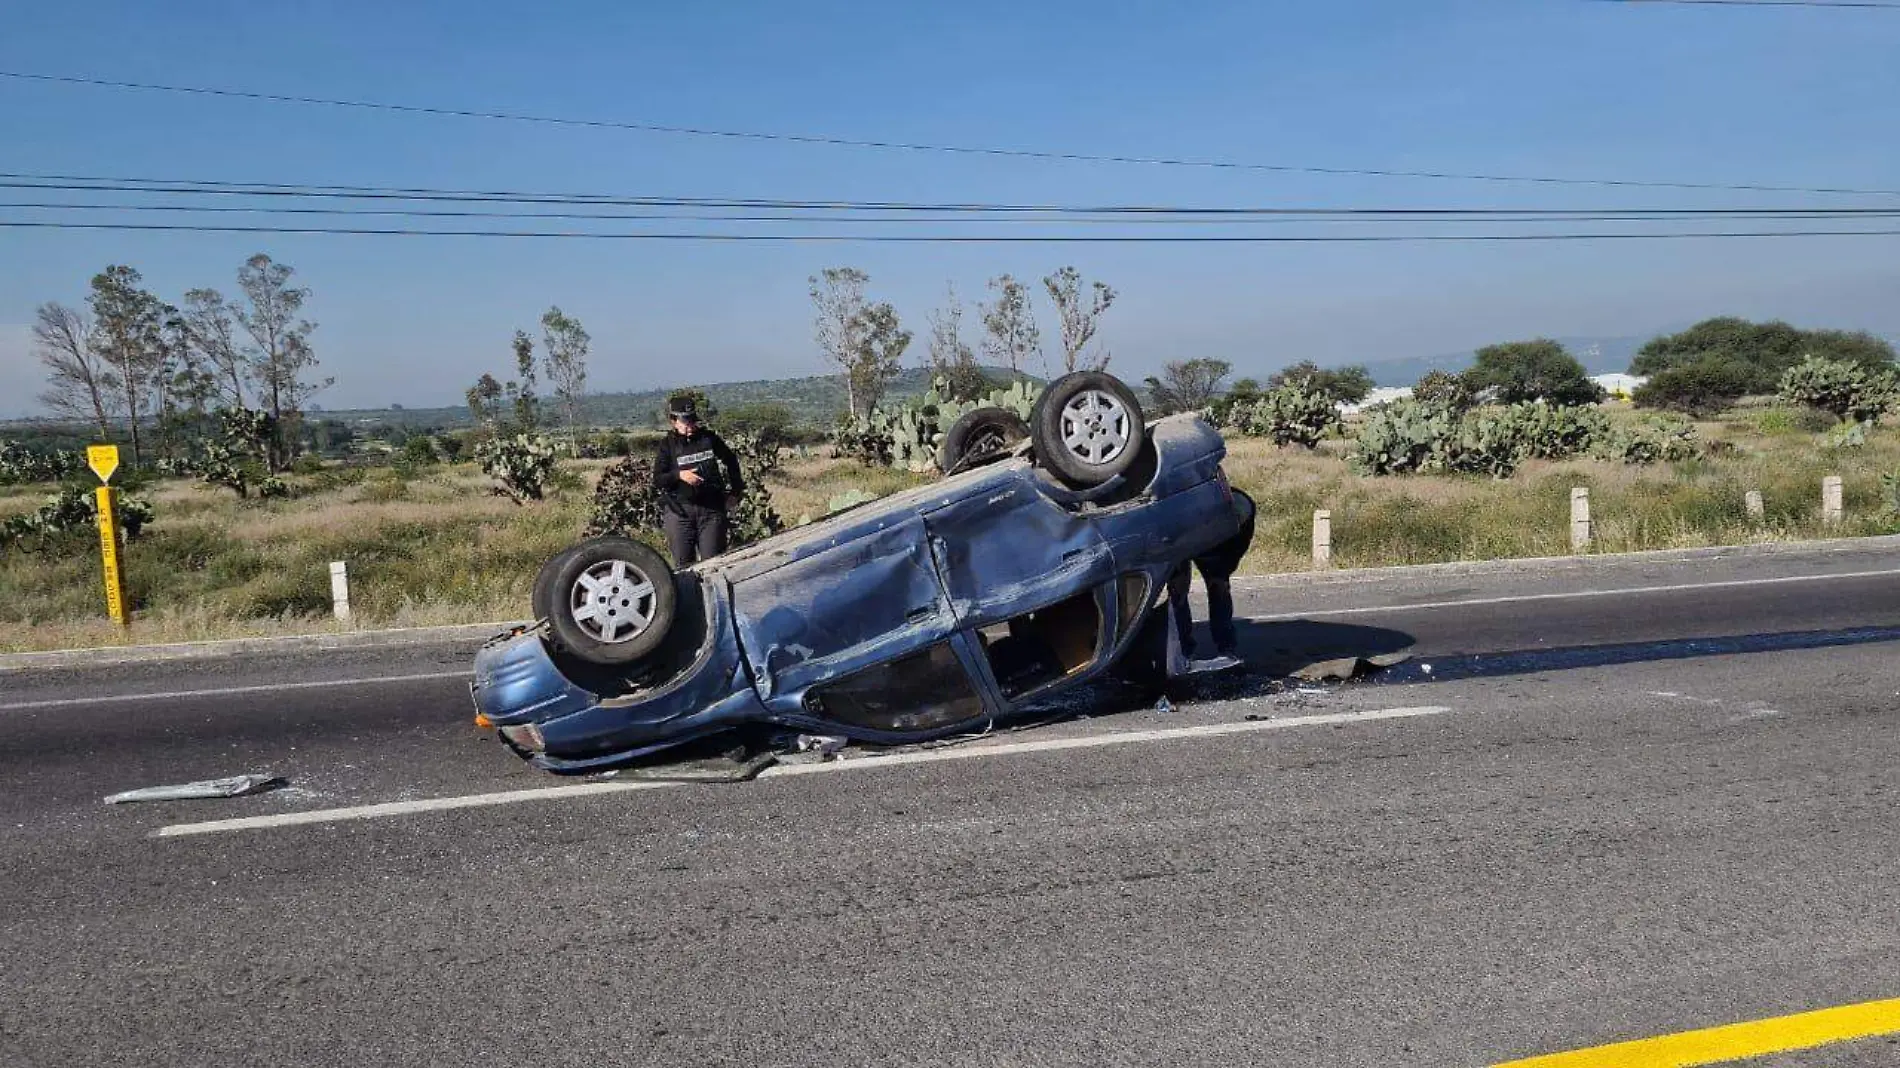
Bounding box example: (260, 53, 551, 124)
(499, 722, 546, 753)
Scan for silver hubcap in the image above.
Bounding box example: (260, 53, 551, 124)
(568, 559, 657, 644)
(1059, 389, 1132, 466)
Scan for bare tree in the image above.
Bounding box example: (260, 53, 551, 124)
(236, 253, 328, 469)
(539, 306, 590, 439)
(88, 265, 167, 467)
(926, 283, 987, 400)
(32, 302, 115, 437)
(852, 302, 912, 415)
(810, 267, 872, 418)
(1043, 266, 1116, 373)
(980, 274, 1041, 378)
(181, 288, 248, 408)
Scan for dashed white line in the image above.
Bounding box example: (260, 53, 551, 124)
(153, 704, 1454, 837)
(0, 670, 469, 712)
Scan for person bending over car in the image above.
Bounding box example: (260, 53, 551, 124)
(1166, 488, 1256, 672)
(652, 394, 746, 566)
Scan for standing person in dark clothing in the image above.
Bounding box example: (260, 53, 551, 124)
(1166, 487, 1256, 672)
(652, 393, 746, 567)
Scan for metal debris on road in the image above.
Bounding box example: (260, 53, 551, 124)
(103, 774, 287, 805)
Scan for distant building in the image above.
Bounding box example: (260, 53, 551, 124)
(1339, 386, 1414, 415)
(1591, 373, 1647, 400)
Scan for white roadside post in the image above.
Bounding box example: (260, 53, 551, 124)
(1745, 490, 1764, 520)
(330, 561, 352, 622)
(1823, 476, 1843, 526)
(1570, 487, 1591, 551)
(1312, 509, 1332, 568)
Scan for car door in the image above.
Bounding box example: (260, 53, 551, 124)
(919, 472, 1118, 631)
(728, 512, 966, 715)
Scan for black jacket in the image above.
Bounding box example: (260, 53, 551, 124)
(1194, 489, 1256, 577)
(652, 426, 745, 512)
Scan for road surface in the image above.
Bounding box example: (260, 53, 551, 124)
(1, 543, 1897, 1067)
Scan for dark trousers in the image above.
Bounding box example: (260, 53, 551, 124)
(1166, 561, 1236, 659)
(662, 501, 729, 566)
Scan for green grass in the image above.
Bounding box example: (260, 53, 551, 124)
(3, 405, 1898, 652)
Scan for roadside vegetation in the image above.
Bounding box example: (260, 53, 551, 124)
(6, 247, 1898, 654)
(4, 401, 1897, 653)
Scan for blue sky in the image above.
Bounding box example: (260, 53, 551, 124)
(2, 0, 1898, 416)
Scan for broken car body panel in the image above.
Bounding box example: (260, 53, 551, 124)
(471, 413, 1240, 773)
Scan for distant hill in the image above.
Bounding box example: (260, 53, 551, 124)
(316, 365, 1040, 430)
(1358, 336, 1652, 388)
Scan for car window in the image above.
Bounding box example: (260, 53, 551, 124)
(804, 640, 985, 733)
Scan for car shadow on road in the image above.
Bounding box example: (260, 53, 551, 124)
(1356, 623, 1900, 688)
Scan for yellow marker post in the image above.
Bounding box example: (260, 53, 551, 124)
(86, 445, 128, 627)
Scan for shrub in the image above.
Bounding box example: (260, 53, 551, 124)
(1, 488, 154, 550)
(399, 437, 439, 465)
(0, 442, 83, 485)
(1777, 356, 1898, 424)
(474, 433, 560, 504)
(1632, 358, 1757, 418)
(1412, 370, 1475, 413)
(1595, 415, 1699, 465)
(584, 456, 661, 538)
(1233, 385, 1341, 448)
(833, 377, 1041, 471)
(1348, 400, 1460, 476)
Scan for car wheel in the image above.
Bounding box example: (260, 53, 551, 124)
(1031, 370, 1146, 486)
(544, 536, 678, 666)
(937, 406, 1030, 474)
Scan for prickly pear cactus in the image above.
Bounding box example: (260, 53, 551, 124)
(836, 376, 1045, 472)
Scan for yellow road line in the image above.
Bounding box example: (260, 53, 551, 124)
(1494, 997, 1900, 1068)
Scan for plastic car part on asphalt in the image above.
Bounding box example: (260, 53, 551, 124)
(103, 773, 287, 804)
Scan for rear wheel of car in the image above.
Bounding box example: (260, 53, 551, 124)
(937, 406, 1030, 474)
(1031, 371, 1146, 486)
(544, 536, 678, 666)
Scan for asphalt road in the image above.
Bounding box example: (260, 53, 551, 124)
(2, 543, 1898, 1067)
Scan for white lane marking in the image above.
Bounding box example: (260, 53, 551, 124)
(154, 704, 1454, 837)
(0, 670, 468, 713)
(1241, 566, 1900, 622)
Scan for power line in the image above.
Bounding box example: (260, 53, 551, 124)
(4, 219, 1897, 242)
(3, 70, 1895, 198)
(5, 173, 1900, 217)
(9, 202, 1900, 226)
(1589, 0, 1900, 9)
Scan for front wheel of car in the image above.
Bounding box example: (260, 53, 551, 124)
(1031, 370, 1146, 487)
(543, 536, 678, 666)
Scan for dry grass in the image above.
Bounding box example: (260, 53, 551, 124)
(4, 410, 1897, 652)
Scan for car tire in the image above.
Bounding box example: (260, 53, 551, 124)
(531, 543, 584, 625)
(1030, 370, 1146, 487)
(937, 406, 1030, 474)
(543, 536, 678, 666)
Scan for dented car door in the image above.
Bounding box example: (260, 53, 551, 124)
(920, 474, 1117, 631)
(728, 513, 964, 714)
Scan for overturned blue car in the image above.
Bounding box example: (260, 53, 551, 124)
(471, 370, 1251, 774)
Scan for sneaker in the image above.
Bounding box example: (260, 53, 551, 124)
(1201, 654, 1243, 672)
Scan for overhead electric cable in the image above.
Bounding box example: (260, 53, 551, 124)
(2, 71, 1894, 197)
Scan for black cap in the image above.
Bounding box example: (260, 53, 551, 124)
(666, 393, 699, 420)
